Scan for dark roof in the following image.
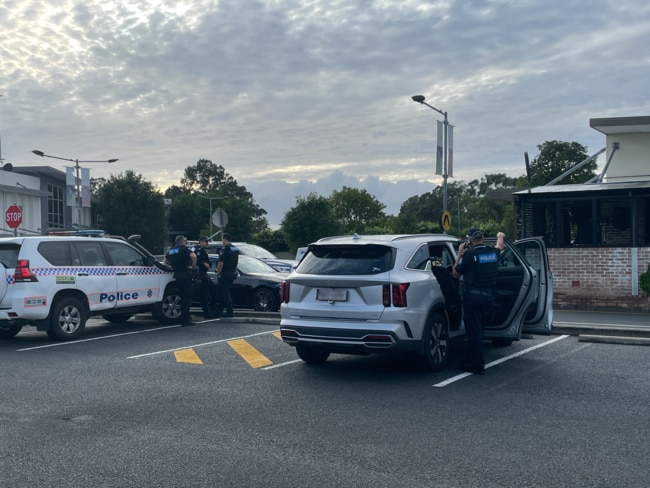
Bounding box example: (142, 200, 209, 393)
(590, 116, 650, 135)
(514, 180, 650, 196)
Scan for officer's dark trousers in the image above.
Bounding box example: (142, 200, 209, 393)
(462, 290, 493, 371)
(200, 276, 219, 314)
(174, 271, 193, 324)
(218, 271, 236, 316)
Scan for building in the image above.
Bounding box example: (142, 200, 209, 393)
(514, 116, 650, 311)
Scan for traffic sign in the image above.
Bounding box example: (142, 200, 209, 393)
(211, 209, 228, 228)
(439, 210, 452, 232)
(5, 204, 22, 229)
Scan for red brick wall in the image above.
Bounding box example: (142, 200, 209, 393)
(549, 247, 650, 311)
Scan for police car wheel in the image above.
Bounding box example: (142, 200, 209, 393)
(48, 297, 87, 341)
(418, 312, 449, 373)
(0, 326, 22, 339)
(159, 287, 182, 323)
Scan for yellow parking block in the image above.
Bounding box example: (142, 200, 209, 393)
(174, 348, 203, 364)
(228, 339, 273, 368)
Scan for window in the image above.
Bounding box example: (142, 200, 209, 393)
(38, 242, 71, 266)
(297, 245, 393, 275)
(71, 242, 106, 266)
(104, 242, 145, 266)
(47, 184, 65, 229)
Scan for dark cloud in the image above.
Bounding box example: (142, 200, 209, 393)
(1, 0, 649, 224)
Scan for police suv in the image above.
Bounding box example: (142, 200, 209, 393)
(0, 234, 179, 341)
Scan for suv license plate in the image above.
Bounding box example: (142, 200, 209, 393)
(316, 288, 348, 301)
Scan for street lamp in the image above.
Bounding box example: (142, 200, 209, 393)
(411, 95, 450, 213)
(32, 150, 118, 229)
(197, 194, 227, 240)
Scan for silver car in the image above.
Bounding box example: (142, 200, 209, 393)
(280, 234, 553, 372)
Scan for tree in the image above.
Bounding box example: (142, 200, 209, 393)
(281, 193, 343, 252)
(166, 159, 269, 241)
(528, 140, 596, 186)
(328, 186, 387, 233)
(95, 170, 167, 253)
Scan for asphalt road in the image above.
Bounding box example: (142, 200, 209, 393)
(1, 310, 648, 488)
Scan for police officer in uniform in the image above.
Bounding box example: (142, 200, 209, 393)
(215, 233, 239, 318)
(452, 229, 505, 374)
(165, 235, 197, 326)
(195, 236, 220, 318)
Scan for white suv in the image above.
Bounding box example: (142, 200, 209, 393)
(0, 235, 178, 341)
(280, 234, 553, 372)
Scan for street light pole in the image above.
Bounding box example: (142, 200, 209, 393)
(32, 150, 118, 229)
(411, 95, 450, 212)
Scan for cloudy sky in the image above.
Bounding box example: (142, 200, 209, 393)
(1, 0, 649, 225)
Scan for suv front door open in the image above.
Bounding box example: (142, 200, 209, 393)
(515, 237, 553, 335)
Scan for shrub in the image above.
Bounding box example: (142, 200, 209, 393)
(640, 263, 650, 295)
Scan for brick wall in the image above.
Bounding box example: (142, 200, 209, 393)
(549, 247, 650, 312)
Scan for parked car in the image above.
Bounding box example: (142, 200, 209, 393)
(190, 241, 297, 273)
(178, 254, 288, 315)
(280, 233, 553, 372)
(0, 234, 176, 341)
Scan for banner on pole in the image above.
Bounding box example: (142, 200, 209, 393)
(65, 167, 75, 207)
(448, 125, 454, 178)
(436, 120, 443, 175)
(81, 168, 91, 207)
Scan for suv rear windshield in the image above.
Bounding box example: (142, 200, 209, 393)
(296, 245, 394, 275)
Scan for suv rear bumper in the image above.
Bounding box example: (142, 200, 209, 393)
(280, 324, 421, 355)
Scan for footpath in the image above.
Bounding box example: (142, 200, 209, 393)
(223, 309, 650, 346)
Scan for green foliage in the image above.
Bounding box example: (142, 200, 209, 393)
(328, 186, 387, 233)
(640, 263, 650, 295)
(281, 193, 343, 252)
(94, 170, 167, 253)
(254, 229, 289, 254)
(528, 140, 596, 186)
(165, 159, 269, 243)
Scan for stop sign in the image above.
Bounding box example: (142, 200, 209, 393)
(5, 205, 22, 229)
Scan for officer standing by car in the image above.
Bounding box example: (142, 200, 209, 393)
(452, 229, 505, 374)
(195, 236, 220, 318)
(215, 233, 239, 318)
(165, 235, 197, 327)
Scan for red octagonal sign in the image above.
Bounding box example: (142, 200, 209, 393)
(5, 204, 22, 229)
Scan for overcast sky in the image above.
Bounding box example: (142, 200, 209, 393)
(1, 0, 649, 225)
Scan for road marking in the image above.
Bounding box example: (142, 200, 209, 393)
(127, 330, 275, 358)
(174, 348, 203, 364)
(262, 359, 303, 370)
(228, 339, 273, 368)
(433, 335, 570, 387)
(17, 324, 182, 351)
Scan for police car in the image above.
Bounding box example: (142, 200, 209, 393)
(280, 234, 553, 372)
(0, 234, 178, 341)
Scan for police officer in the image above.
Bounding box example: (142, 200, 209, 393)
(164, 235, 197, 326)
(195, 236, 220, 318)
(452, 229, 505, 374)
(215, 233, 239, 318)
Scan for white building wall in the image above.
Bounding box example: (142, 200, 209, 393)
(604, 133, 650, 182)
(0, 171, 43, 236)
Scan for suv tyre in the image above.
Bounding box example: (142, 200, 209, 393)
(48, 297, 87, 341)
(419, 312, 449, 373)
(296, 344, 330, 363)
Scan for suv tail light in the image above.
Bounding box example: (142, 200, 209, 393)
(280, 281, 290, 303)
(14, 259, 38, 283)
(383, 283, 409, 307)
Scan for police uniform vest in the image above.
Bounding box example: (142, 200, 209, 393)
(166, 245, 192, 274)
(219, 244, 239, 274)
(194, 247, 211, 277)
(463, 245, 499, 289)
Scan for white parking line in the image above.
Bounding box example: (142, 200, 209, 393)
(261, 359, 303, 370)
(433, 334, 570, 387)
